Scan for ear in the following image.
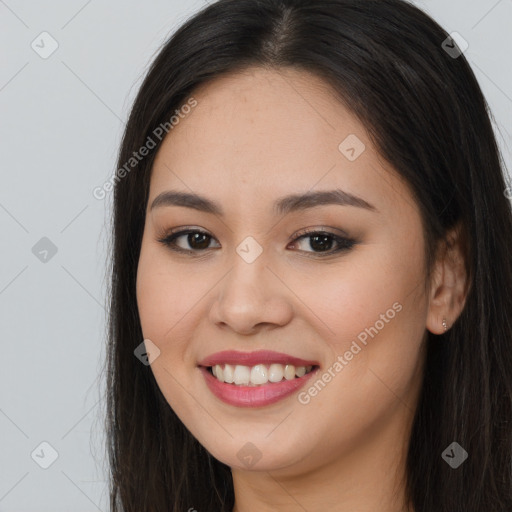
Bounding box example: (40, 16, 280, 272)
(426, 222, 470, 334)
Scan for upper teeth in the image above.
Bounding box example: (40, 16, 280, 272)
(211, 363, 313, 386)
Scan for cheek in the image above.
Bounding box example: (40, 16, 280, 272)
(290, 239, 428, 378)
(136, 258, 176, 341)
(286, 247, 427, 452)
(135, 246, 201, 413)
(136, 244, 205, 342)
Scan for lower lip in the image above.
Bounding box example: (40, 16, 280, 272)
(199, 366, 319, 408)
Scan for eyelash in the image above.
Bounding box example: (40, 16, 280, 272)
(156, 226, 356, 257)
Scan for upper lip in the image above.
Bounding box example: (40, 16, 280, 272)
(197, 350, 319, 368)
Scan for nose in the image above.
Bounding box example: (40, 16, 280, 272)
(208, 250, 294, 335)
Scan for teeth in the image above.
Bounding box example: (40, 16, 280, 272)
(210, 363, 315, 386)
(295, 366, 306, 377)
(250, 364, 268, 385)
(233, 365, 250, 385)
(284, 364, 295, 380)
(268, 363, 284, 382)
(223, 364, 234, 383)
(217, 365, 224, 382)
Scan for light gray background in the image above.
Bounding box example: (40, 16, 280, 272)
(1, 0, 511, 510)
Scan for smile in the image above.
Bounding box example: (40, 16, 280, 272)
(208, 363, 316, 386)
(197, 350, 320, 407)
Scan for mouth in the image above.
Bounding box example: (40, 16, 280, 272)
(198, 364, 320, 407)
(197, 350, 321, 407)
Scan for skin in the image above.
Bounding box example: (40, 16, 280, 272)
(136, 66, 468, 512)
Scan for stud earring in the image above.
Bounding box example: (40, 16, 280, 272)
(442, 317, 448, 332)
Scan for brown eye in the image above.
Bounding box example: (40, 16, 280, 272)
(157, 229, 220, 253)
(289, 229, 356, 256)
(184, 232, 211, 250)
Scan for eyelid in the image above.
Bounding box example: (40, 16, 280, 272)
(291, 225, 351, 239)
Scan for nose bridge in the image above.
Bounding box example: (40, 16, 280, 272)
(235, 234, 266, 267)
(226, 235, 269, 296)
(209, 235, 293, 332)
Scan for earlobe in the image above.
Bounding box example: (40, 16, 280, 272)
(426, 223, 469, 335)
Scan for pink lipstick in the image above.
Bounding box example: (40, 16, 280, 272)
(198, 350, 320, 408)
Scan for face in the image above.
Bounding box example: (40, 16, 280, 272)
(136, 67, 430, 476)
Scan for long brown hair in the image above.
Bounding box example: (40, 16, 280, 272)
(102, 0, 512, 510)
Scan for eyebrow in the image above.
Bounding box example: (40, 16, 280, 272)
(150, 188, 377, 216)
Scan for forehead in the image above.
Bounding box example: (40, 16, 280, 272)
(149, 66, 415, 220)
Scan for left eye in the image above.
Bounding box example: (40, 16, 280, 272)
(157, 228, 356, 256)
(290, 230, 356, 254)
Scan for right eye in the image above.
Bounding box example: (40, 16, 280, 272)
(157, 228, 221, 254)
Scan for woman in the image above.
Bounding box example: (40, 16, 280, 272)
(103, 0, 512, 510)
